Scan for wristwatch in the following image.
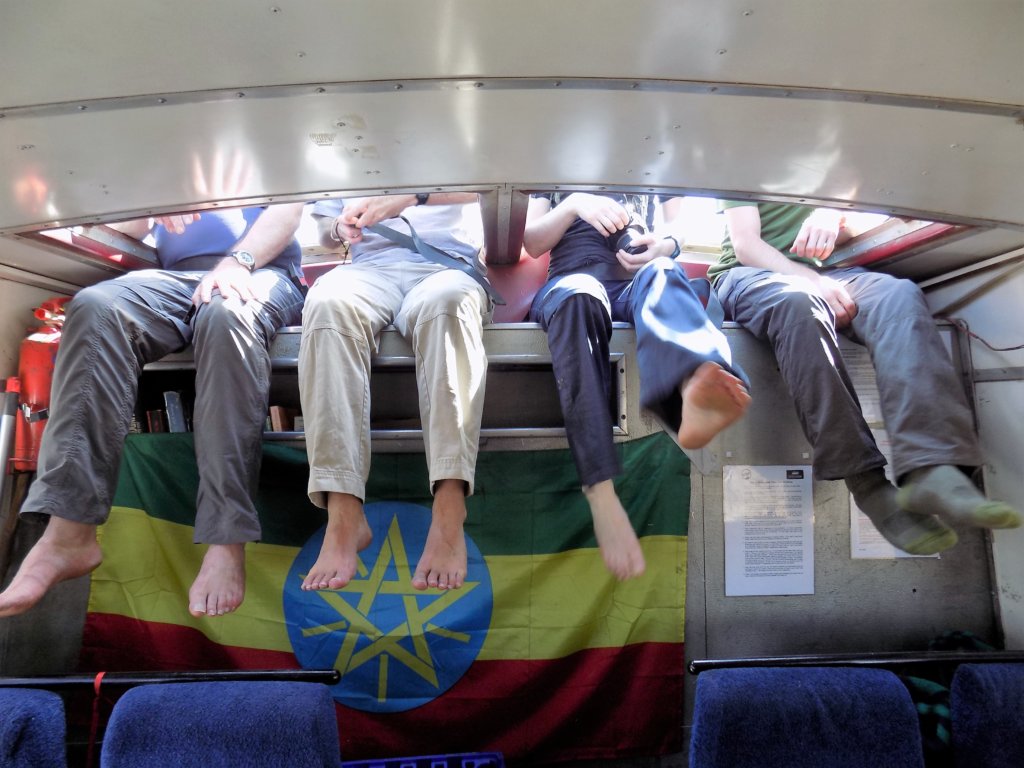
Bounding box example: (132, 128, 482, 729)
(229, 250, 256, 272)
(415, 192, 430, 206)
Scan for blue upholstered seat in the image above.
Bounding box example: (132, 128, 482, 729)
(100, 680, 340, 767)
(690, 667, 925, 768)
(0, 688, 67, 768)
(951, 662, 1024, 768)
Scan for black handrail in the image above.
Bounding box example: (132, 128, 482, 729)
(689, 650, 1024, 675)
(0, 669, 340, 689)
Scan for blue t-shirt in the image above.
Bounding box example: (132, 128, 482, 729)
(311, 199, 481, 267)
(154, 207, 301, 271)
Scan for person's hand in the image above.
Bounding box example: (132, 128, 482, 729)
(342, 195, 417, 232)
(791, 209, 844, 261)
(330, 213, 364, 244)
(191, 257, 260, 307)
(813, 274, 858, 328)
(154, 213, 201, 235)
(614, 233, 672, 273)
(568, 193, 631, 237)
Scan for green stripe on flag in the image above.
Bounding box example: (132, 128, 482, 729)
(116, 432, 689, 554)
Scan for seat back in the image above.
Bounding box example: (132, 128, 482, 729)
(690, 667, 925, 768)
(100, 681, 339, 768)
(950, 662, 1024, 768)
(0, 688, 67, 768)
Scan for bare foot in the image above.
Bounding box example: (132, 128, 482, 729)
(189, 543, 246, 617)
(302, 493, 372, 591)
(678, 362, 751, 450)
(584, 480, 645, 580)
(0, 517, 102, 618)
(413, 480, 468, 590)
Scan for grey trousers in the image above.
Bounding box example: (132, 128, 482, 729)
(21, 268, 304, 544)
(716, 266, 982, 481)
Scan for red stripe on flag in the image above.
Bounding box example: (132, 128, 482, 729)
(80, 613, 300, 671)
(80, 613, 684, 762)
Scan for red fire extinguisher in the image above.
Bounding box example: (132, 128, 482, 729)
(9, 297, 69, 474)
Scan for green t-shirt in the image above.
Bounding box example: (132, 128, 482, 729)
(709, 201, 818, 286)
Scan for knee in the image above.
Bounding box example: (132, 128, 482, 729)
(764, 289, 831, 338)
(886, 277, 928, 313)
(194, 296, 261, 339)
(302, 287, 368, 332)
(65, 283, 122, 327)
(422, 281, 487, 318)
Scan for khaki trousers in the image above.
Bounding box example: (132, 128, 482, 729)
(299, 261, 491, 507)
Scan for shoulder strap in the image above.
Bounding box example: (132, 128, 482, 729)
(364, 218, 505, 305)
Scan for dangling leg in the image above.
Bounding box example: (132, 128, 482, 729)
(719, 266, 956, 555)
(398, 266, 489, 590)
(298, 264, 400, 590)
(536, 274, 644, 580)
(627, 258, 750, 449)
(1, 272, 195, 616)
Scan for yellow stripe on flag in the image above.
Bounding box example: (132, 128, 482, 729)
(92, 507, 685, 660)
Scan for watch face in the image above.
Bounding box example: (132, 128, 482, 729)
(232, 250, 256, 270)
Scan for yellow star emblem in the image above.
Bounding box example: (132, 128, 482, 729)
(301, 515, 479, 703)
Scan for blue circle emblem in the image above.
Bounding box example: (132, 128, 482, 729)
(283, 501, 493, 712)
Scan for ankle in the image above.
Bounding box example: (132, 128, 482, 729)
(845, 468, 890, 498)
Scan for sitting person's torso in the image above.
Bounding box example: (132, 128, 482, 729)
(312, 199, 481, 267)
(544, 192, 654, 281)
(154, 207, 302, 272)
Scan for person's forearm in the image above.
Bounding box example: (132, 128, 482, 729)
(523, 202, 578, 257)
(231, 203, 303, 268)
(734, 237, 820, 279)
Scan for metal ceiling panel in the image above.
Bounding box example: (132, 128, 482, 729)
(2, 1, 1021, 108)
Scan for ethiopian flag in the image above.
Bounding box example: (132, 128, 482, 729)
(80, 432, 688, 763)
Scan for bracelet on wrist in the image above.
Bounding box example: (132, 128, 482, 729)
(663, 235, 681, 259)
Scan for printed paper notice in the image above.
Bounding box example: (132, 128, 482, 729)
(723, 465, 814, 596)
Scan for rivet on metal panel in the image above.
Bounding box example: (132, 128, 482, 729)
(554, 81, 562, 87)
(270, 6, 280, 12)
(236, 92, 245, 98)
(297, 51, 307, 58)
(78, 105, 88, 111)
(157, 98, 167, 104)
(716, 49, 727, 55)
(315, 87, 325, 94)
(394, 84, 404, 90)
(18, 144, 34, 150)
(742, 9, 753, 15)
